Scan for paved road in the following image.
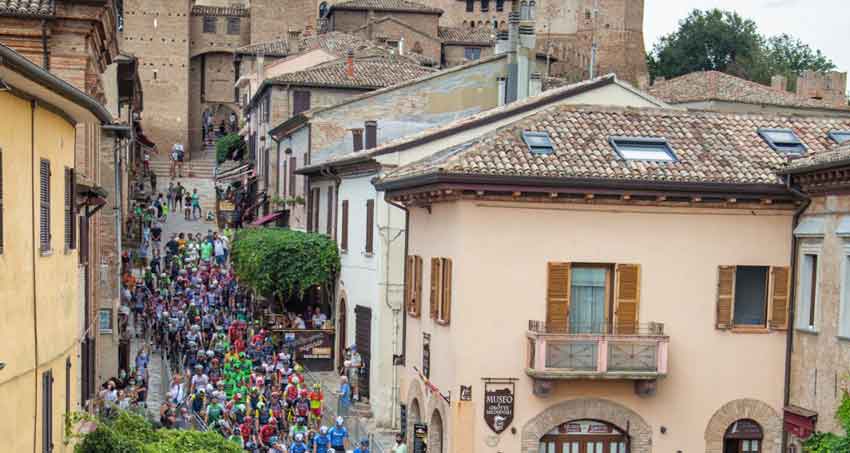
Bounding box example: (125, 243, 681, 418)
(130, 174, 219, 420)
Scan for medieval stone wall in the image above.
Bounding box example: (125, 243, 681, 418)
(122, 0, 192, 150)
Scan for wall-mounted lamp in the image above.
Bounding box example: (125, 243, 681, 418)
(660, 426, 667, 434)
(0, 360, 6, 370)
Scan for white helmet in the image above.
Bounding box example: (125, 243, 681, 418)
(336, 416, 344, 426)
(320, 426, 329, 434)
(295, 433, 304, 442)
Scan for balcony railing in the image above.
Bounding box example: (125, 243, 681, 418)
(526, 321, 669, 381)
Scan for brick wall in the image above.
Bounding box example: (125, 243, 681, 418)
(250, 0, 315, 44)
(189, 14, 250, 56)
(352, 17, 442, 64)
(796, 71, 848, 107)
(443, 44, 493, 67)
(122, 0, 192, 152)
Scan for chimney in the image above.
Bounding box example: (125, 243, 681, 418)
(771, 75, 788, 92)
(346, 50, 354, 78)
(516, 24, 536, 100)
(636, 74, 650, 91)
(494, 30, 509, 54)
(505, 11, 521, 103)
(352, 128, 364, 152)
(529, 72, 542, 97)
(398, 36, 405, 55)
(520, 0, 531, 20)
(497, 76, 507, 106)
(365, 121, 377, 149)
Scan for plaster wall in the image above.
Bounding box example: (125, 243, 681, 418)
(403, 200, 791, 453)
(0, 93, 81, 453)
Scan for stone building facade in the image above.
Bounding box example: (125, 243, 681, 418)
(324, 0, 648, 84)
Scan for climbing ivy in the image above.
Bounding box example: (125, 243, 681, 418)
(231, 227, 340, 301)
(73, 412, 241, 453)
(215, 133, 245, 164)
(804, 391, 850, 452)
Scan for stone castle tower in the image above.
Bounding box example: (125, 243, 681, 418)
(122, 0, 318, 154)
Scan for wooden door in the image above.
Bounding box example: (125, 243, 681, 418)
(354, 305, 372, 400)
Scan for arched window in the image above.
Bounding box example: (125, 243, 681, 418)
(429, 410, 444, 453)
(724, 419, 763, 453)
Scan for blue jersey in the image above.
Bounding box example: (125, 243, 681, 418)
(313, 434, 330, 450)
(329, 426, 348, 447)
(354, 448, 370, 453)
(289, 441, 309, 453)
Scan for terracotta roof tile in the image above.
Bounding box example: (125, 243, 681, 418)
(438, 26, 494, 45)
(269, 54, 435, 89)
(331, 0, 442, 14)
(235, 39, 290, 57)
(298, 31, 379, 57)
(648, 71, 850, 112)
(0, 0, 53, 17)
(191, 5, 249, 17)
(384, 105, 850, 186)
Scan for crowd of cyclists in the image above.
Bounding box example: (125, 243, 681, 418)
(105, 192, 374, 453)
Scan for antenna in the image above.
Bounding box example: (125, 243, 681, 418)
(589, 0, 599, 79)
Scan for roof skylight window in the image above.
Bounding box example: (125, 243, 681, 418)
(758, 128, 806, 155)
(608, 136, 676, 162)
(828, 130, 850, 144)
(522, 131, 555, 155)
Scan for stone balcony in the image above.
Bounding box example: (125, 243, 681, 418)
(525, 321, 669, 396)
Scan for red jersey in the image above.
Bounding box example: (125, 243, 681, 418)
(239, 423, 253, 442)
(259, 424, 276, 444)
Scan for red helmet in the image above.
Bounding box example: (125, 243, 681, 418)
(244, 416, 253, 423)
(299, 389, 308, 397)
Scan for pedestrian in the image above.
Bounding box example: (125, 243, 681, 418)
(392, 433, 408, 453)
(175, 182, 185, 210)
(192, 188, 201, 220)
(170, 144, 179, 178)
(167, 182, 175, 210)
(205, 112, 213, 142)
(202, 109, 210, 141)
(228, 111, 237, 133)
(184, 192, 192, 221)
(213, 235, 225, 266)
(150, 170, 157, 193)
(171, 143, 185, 178)
(336, 375, 351, 416)
(353, 438, 370, 453)
(348, 345, 362, 401)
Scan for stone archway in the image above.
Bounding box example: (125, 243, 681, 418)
(429, 408, 445, 453)
(705, 399, 782, 453)
(521, 398, 653, 453)
(408, 398, 422, 447)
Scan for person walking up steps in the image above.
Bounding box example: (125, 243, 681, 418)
(184, 191, 192, 220)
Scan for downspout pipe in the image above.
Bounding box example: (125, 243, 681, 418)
(782, 173, 811, 451)
(385, 195, 408, 431)
(41, 19, 49, 71)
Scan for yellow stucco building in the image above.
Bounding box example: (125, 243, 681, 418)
(0, 45, 111, 453)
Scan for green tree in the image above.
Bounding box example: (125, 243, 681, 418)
(804, 391, 850, 452)
(215, 133, 245, 164)
(648, 9, 763, 81)
(761, 34, 836, 90)
(648, 9, 836, 87)
(231, 228, 340, 302)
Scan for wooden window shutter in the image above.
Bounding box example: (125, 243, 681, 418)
(430, 257, 442, 319)
(614, 264, 641, 334)
(716, 266, 736, 329)
(406, 256, 416, 316)
(312, 188, 320, 232)
(288, 156, 296, 196)
(0, 149, 3, 253)
(414, 256, 423, 317)
(39, 159, 51, 252)
(64, 168, 74, 250)
(769, 266, 791, 330)
(440, 258, 452, 323)
(326, 186, 333, 236)
(365, 199, 374, 254)
(341, 200, 349, 251)
(293, 91, 311, 115)
(546, 262, 571, 333)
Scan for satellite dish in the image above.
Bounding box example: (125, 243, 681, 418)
(319, 2, 329, 18)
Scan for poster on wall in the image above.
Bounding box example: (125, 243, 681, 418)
(413, 422, 428, 453)
(484, 381, 515, 434)
(422, 333, 431, 378)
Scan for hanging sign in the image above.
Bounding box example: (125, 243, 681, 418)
(459, 385, 472, 401)
(484, 381, 515, 434)
(413, 422, 428, 453)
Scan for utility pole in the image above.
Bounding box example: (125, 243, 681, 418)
(589, 0, 599, 79)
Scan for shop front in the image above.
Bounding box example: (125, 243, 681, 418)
(539, 420, 628, 453)
(267, 314, 335, 372)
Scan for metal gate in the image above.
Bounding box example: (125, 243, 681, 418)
(354, 305, 372, 400)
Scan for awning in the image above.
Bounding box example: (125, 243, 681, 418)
(215, 164, 251, 180)
(784, 405, 817, 439)
(250, 211, 284, 226)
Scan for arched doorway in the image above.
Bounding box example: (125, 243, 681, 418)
(408, 398, 422, 446)
(723, 419, 763, 453)
(540, 420, 627, 453)
(429, 409, 444, 453)
(336, 297, 347, 372)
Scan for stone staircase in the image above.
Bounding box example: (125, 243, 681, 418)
(148, 140, 218, 180)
